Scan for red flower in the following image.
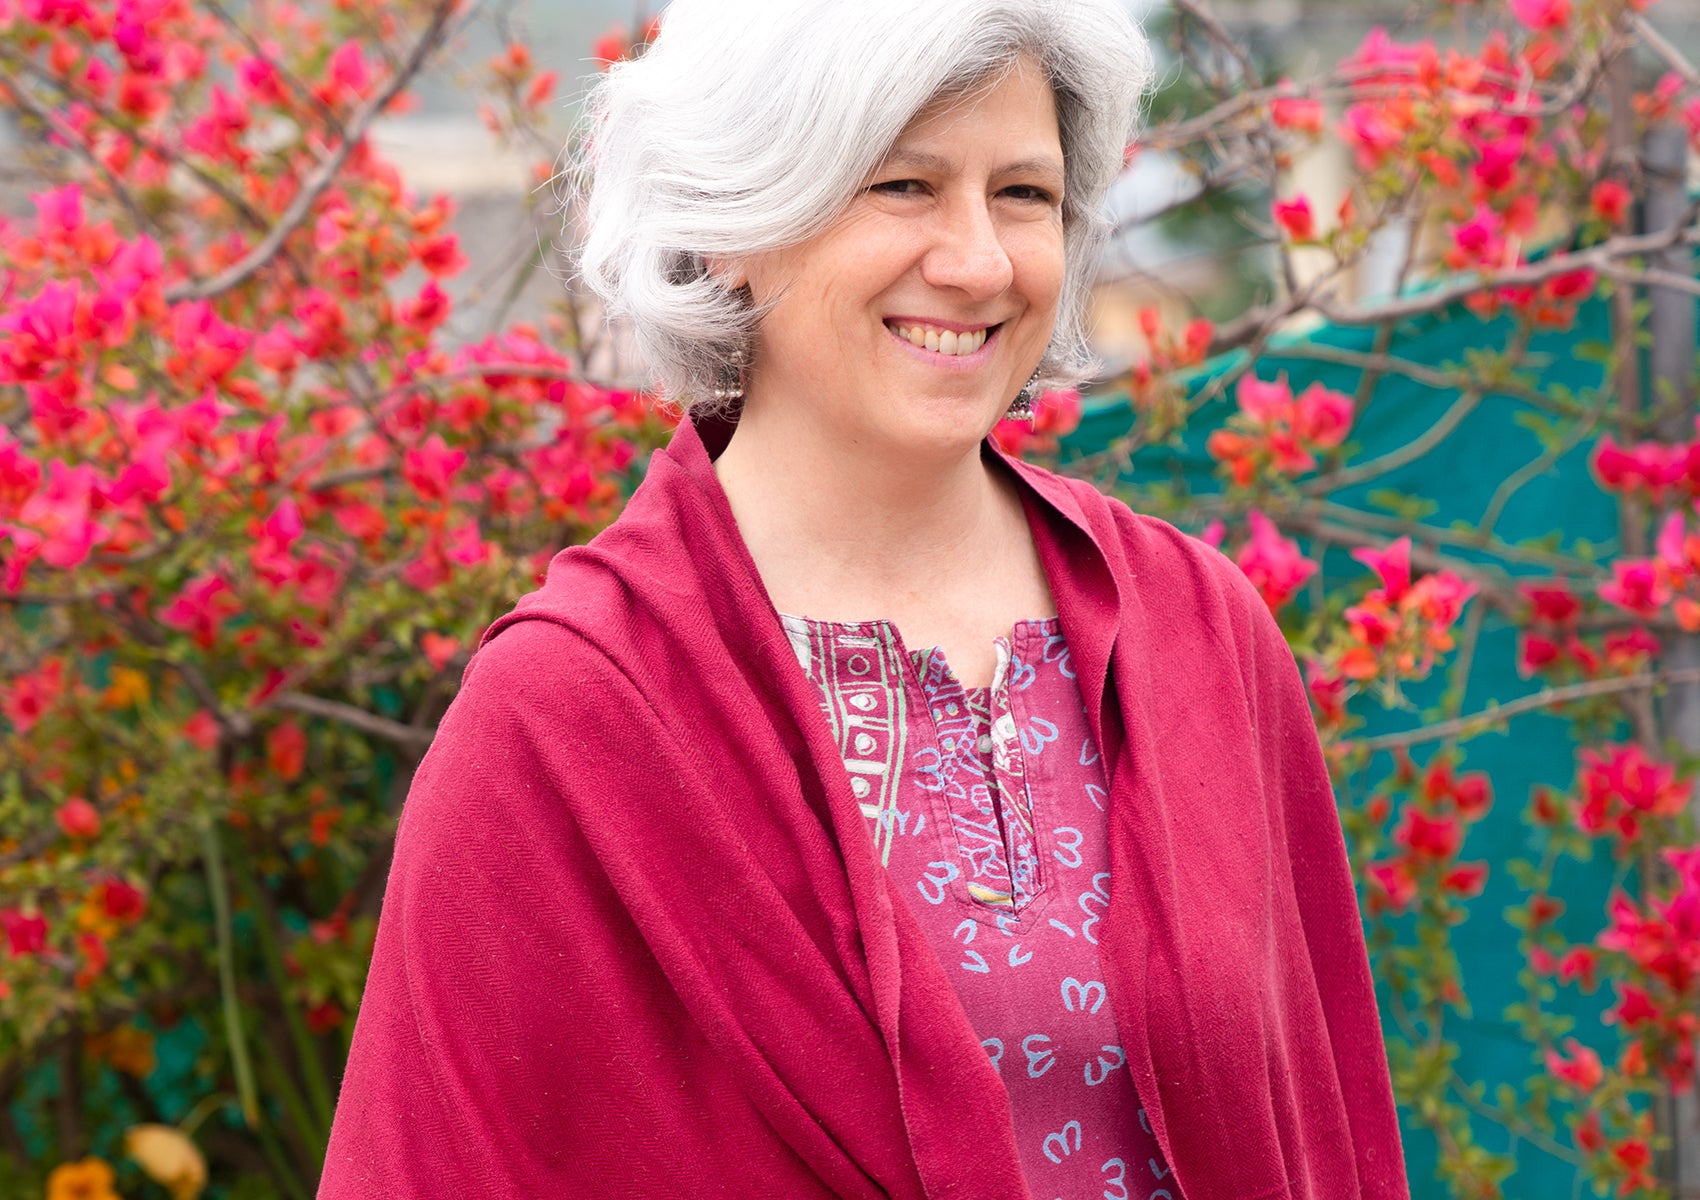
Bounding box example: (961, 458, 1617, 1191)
(422, 632, 460, 672)
(101, 878, 147, 922)
(1, 908, 47, 956)
(55, 796, 100, 839)
(267, 721, 307, 782)
(1591, 179, 1632, 224)
(1609, 984, 1659, 1027)
(1441, 863, 1489, 897)
(1273, 195, 1315, 241)
(1395, 810, 1462, 860)
(1271, 94, 1324, 136)
(1366, 860, 1418, 911)
(305, 1000, 345, 1034)
(1558, 947, 1598, 989)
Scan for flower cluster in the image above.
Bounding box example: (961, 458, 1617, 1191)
(1205, 372, 1354, 488)
(1517, 582, 1660, 682)
(1201, 510, 1318, 615)
(1124, 306, 1214, 440)
(0, 0, 663, 1165)
(1596, 847, 1700, 1092)
(1363, 754, 1494, 917)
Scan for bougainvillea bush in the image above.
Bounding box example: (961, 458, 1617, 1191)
(1085, 0, 1700, 1196)
(0, 0, 1698, 1198)
(0, 2, 668, 1196)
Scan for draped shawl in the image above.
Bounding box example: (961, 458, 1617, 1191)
(318, 413, 1409, 1200)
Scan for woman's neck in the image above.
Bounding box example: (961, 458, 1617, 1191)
(711, 401, 1016, 621)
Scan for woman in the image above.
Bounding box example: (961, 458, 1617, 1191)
(319, 1, 1408, 1197)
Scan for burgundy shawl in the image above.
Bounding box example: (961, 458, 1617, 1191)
(318, 414, 1409, 1200)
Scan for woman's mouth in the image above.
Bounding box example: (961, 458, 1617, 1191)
(883, 319, 1002, 360)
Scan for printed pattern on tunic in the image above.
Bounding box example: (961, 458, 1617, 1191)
(782, 613, 1183, 1200)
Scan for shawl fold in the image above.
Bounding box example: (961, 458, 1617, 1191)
(318, 414, 1409, 1200)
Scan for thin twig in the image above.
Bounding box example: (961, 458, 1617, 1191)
(271, 692, 436, 751)
(1350, 666, 1700, 752)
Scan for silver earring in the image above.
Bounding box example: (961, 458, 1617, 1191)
(711, 346, 747, 403)
(1006, 369, 1041, 422)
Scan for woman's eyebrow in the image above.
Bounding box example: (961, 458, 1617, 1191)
(879, 148, 1065, 178)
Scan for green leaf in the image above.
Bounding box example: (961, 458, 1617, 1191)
(1365, 489, 1439, 520)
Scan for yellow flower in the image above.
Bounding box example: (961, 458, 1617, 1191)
(44, 1157, 119, 1200)
(123, 1125, 206, 1200)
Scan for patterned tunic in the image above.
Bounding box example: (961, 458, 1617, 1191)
(782, 614, 1182, 1200)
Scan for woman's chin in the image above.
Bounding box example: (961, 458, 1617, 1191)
(876, 397, 1007, 460)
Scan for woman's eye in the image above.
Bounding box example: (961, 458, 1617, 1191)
(1004, 184, 1058, 204)
(870, 178, 927, 196)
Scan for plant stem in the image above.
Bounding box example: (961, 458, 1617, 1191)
(201, 818, 261, 1130)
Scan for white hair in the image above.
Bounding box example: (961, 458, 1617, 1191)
(572, 0, 1154, 409)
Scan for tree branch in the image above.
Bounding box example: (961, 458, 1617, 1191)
(165, 0, 472, 303)
(1350, 666, 1700, 752)
(271, 693, 436, 752)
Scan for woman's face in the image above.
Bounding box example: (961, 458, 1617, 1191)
(735, 58, 1067, 460)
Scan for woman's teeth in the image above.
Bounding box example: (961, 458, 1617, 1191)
(891, 323, 989, 356)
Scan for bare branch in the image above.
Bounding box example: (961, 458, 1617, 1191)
(272, 692, 436, 752)
(1632, 14, 1700, 88)
(1350, 666, 1700, 753)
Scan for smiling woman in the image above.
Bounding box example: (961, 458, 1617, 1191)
(317, 3, 1410, 1199)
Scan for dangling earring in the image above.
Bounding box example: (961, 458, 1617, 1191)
(711, 346, 747, 403)
(1006, 368, 1041, 423)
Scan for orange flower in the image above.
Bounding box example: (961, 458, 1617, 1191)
(45, 1157, 120, 1200)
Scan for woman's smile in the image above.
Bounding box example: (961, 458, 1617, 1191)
(883, 318, 1003, 368)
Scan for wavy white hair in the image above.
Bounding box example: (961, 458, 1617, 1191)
(571, 0, 1154, 409)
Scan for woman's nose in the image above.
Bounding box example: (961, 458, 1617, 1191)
(920, 200, 1015, 300)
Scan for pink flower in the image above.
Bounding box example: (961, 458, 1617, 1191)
(1292, 383, 1353, 448)
(1609, 983, 1659, 1027)
(1234, 511, 1317, 614)
(13, 460, 103, 569)
(159, 573, 241, 649)
(1366, 860, 1418, 911)
(1351, 538, 1412, 603)
(1546, 1039, 1603, 1091)
(1510, 0, 1571, 31)
(325, 42, 371, 101)
(402, 435, 468, 502)
(1273, 195, 1315, 241)
(1601, 560, 1671, 618)
(0, 430, 42, 516)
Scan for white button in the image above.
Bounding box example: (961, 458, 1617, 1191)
(978, 735, 993, 753)
(854, 733, 875, 754)
(850, 694, 876, 711)
(850, 776, 871, 798)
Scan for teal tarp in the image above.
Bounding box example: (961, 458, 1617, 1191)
(1059, 292, 1637, 1197)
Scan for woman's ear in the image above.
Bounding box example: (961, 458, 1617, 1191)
(704, 255, 748, 291)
